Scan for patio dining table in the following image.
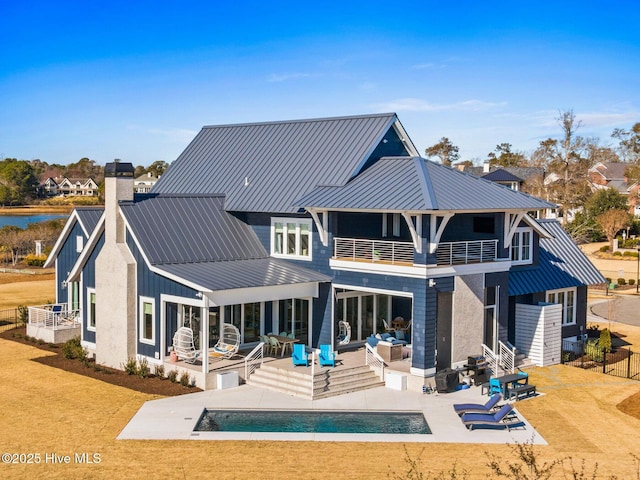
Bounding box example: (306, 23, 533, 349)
(269, 335, 299, 357)
(494, 372, 528, 397)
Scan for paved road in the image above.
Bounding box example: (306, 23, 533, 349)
(589, 295, 640, 327)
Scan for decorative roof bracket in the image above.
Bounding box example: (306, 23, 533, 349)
(401, 213, 422, 254)
(428, 212, 454, 254)
(504, 212, 525, 248)
(308, 209, 328, 247)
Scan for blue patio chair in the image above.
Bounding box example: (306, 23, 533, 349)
(453, 393, 502, 416)
(461, 404, 515, 431)
(489, 377, 502, 396)
(292, 343, 309, 367)
(318, 344, 336, 367)
(287, 332, 295, 339)
(279, 331, 288, 337)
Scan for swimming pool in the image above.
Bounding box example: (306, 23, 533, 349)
(194, 409, 431, 434)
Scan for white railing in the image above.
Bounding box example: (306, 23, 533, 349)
(482, 341, 517, 377)
(365, 343, 386, 380)
(482, 343, 498, 377)
(244, 342, 265, 380)
(499, 340, 516, 374)
(436, 239, 498, 266)
(28, 304, 80, 330)
(334, 237, 414, 265)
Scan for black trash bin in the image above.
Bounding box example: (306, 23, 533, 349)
(435, 368, 459, 393)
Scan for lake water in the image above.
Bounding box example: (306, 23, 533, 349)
(0, 214, 69, 229)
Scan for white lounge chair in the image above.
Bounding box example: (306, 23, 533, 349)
(210, 323, 240, 360)
(172, 326, 198, 363)
(337, 320, 351, 345)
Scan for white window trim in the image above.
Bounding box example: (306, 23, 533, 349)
(139, 296, 156, 345)
(76, 235, 84, 253)
(546, 287, 576, 326)
(511, 227, 533, 265)
(87, 287, 96, 332)
(270, 217, 313, 261)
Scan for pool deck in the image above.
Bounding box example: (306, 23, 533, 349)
(118, 382, 546, 444)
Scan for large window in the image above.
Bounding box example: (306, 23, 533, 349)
(271, 218, 312, 260)
(87, 288, 96, 331)
(511, 227, 532, 265)
(278, 298, 309, 340)
(547, 288, 576, 325)
(139, 297, 155, 344)
(223, 303, 262, 343)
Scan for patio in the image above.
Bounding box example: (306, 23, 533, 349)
(118, 379, 544, 443)
(165, 342, 417, 392)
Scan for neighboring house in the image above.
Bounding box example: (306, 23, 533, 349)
(588, 161, 640, 216)
(481, 169, 524, 191)
(40, 177, 99, 197)
(43, 113, 605, 388)
(39, 177, 60, 197)
(134, 172, 159, 193)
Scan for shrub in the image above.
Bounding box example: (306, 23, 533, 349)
(599, 328, 612, 353)
(154, 364, 165, 379)
(123, 357, 138, 375)
(605, 277, 612, 284)
(17, 305, 28, 324)
(599, 245, 610, 252)
(168, 369, 179, 383)
(630, 279, 636, 286)
(623, 251, 639, 257)
(138, 357, 150, 378)
(613, 251, 622, 256)
(179, 371, 191, 387)
(618, 277, 627, 285)
(585, 339, 604, 362)
(62, 336, 86, 360)
(24, 254, 47, 266)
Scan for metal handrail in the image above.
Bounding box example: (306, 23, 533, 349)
(28, 305, 80, 330)
(498, 340, 516, 374)
(244, 342, 265, 380)
(436, 239, 498, 265)
(365, 343, 386, 380)
(334, 237, 414, 265)
(481, 343, 498, 377)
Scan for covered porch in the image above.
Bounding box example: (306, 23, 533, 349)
(155, 257, 331, 389)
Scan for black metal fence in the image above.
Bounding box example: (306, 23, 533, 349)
(562, 339, 640, 381)
(0, 307, 24, 332)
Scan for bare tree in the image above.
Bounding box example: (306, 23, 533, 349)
(596, 209, 631, 251)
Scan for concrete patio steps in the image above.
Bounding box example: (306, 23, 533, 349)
(246, 364, 384, 399)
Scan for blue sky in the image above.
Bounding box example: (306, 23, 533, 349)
(1, 1, 639, 166)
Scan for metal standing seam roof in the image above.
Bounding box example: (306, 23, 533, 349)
(508, 219, 606, 296)
(75, 207, 104, 236)
(156, 257, 331, 292)
(297, 157, 555, 212)
(152, 113, 415, 213)
(120, 195, 267, 265)
(481, 169, 523, 183)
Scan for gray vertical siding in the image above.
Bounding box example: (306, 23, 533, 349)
(81, 233, 104, 344)
(127, 235, 199, 358)
(56, 221, 86, 303)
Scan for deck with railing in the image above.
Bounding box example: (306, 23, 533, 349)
(436, 239, 498, 266)
(334, 237, 501, 267)
(333, 237, 414, 265)
(28, 304, 80, 330)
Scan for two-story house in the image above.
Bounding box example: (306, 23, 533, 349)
(42, 113, 604, 388)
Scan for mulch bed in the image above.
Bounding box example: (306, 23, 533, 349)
(0, 327, 201, 396)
